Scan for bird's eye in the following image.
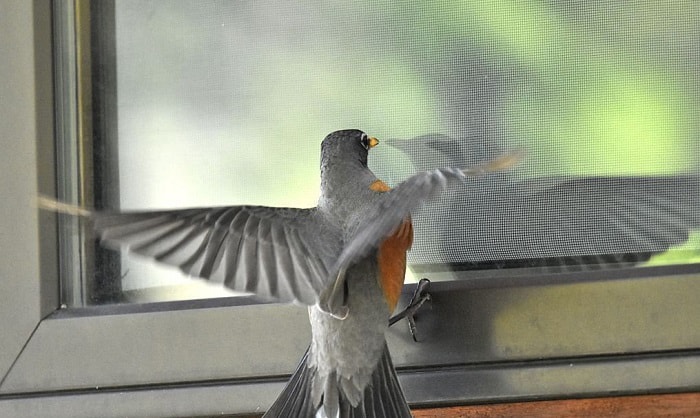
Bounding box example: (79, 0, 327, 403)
(360, 133, 369, 150)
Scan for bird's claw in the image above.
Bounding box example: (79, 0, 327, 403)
(389, 278, 431, 342)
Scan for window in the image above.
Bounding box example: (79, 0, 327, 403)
(64, 1, 700, 307)
(1, 2, 699, 417)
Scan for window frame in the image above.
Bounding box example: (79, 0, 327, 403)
(1, 2, 699, 417)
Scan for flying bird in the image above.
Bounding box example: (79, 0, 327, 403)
(80, 129, 518, 417)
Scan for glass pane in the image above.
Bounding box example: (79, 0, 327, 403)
(85, 1, 699, 305)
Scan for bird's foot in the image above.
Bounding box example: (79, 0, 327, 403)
(389, 278, 431, 342)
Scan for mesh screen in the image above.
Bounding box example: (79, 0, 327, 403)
(111, 1, 699, 293)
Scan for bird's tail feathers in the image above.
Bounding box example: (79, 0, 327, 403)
(263, 347, 317, 418)
(263, 344, 412, 418)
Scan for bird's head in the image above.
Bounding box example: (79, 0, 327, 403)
(321, 129, 378, 168)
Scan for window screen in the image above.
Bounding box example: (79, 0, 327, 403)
(83, 1, 699, 305)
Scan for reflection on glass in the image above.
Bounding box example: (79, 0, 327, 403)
(87, 1, 699, 304)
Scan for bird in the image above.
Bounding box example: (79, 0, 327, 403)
(81, 129, 519, 418)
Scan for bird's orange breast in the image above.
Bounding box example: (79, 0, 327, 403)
(369, 180, 414, 312)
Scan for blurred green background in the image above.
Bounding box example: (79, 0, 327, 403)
(113, 1, 699, 291)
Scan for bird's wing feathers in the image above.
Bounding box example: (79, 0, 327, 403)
(332, 167, 466, 274)
(332, 152, 522, 274)
(92, 152, 520, 306)
(94, 206, 338, 304)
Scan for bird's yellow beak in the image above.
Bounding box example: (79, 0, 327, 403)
(368, 137, 379, 148)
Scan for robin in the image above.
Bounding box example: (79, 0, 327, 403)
(89, 129, 519, 417)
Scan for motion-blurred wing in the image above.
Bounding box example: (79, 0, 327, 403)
(334, 153, 522, 274)
(333, 167, 466, 273)
(94, 206, 338, 304)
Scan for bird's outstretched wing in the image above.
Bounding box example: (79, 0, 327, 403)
(333, 168, 464, 274)
(93, 206, 340, 305)
(333, 153, 522, 274)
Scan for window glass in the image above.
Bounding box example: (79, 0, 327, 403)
(85, 1, 699, 305)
